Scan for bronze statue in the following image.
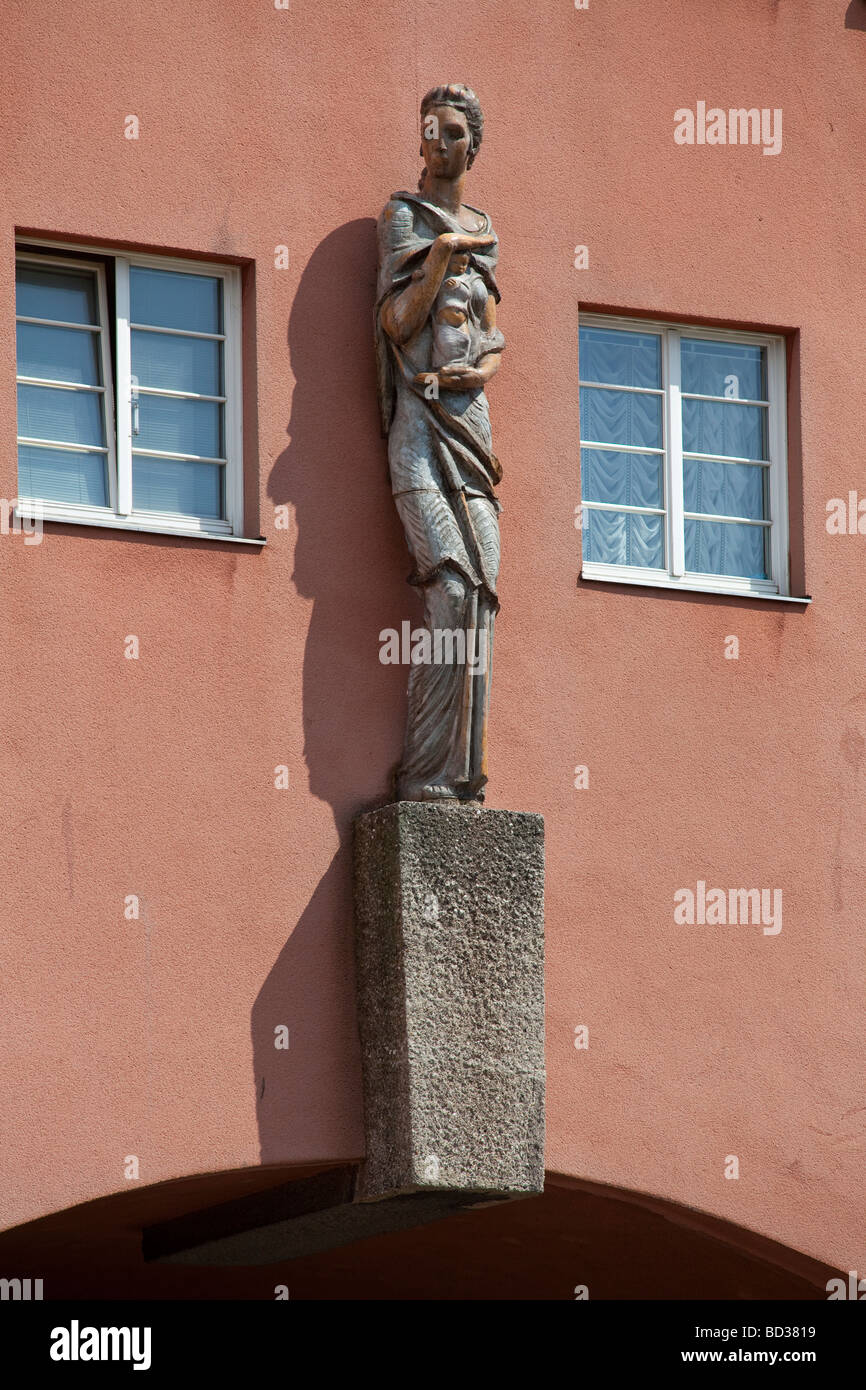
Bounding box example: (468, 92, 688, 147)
(376, 83, 505, 803)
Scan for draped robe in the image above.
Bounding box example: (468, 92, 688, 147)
(375, 191, 505, 800)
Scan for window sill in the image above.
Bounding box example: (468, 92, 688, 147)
(14, 505, 266, 545)
(580, 565, 811, 603)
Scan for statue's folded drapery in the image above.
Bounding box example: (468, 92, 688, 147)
(376, 192, 505, 801)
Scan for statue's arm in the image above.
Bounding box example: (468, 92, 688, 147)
(381, 230, 498, 348)
(474, 295, 505, 384)
(381, 234, 454, 347)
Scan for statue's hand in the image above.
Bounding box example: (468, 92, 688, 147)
(434, 232, 496, 255)
(419, 366, 489, 394)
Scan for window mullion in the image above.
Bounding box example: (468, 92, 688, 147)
(224, 268, 242, 533)
(767, 338, 789, 594)
(94, 264, 119, 514)
(115, 258, 133, 515)
(664, 327, 685, 577)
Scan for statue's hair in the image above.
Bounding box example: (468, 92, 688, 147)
(418, 84, 484, 190)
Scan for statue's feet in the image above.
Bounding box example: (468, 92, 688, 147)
(396, 774, 488, 804)
(397, 779, 460, 802)
(459, 775, 487, 804)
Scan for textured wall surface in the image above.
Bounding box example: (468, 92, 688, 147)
(0, 0, 864, 1273)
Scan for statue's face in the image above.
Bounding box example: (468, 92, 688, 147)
(421, 105, 471, 180)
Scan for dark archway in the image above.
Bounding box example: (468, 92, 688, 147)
(0, 1167, 841, 1300)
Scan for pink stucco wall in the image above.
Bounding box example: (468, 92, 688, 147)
(1, 0, 863, 1273)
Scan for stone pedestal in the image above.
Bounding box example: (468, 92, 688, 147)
(353, 801, 545, 1201)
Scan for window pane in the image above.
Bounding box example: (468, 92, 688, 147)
(137, 395, 222, 458)
(18, 444, 107, 506)
(132, 330, 221, 395)
(583, 509, 664, 568)
(17, 321, 101, 385)
(581, 447, 662, 509)
(579, 326, 660, 389)
(16, 265, 98, 324)
(685, 519, 766, 579)
(17, 383, 105, 447)
(684, 459, 765, 520)
(682, 399, 767, 460)
(681, 339, 766, 400)
(132, 455, 223, 517)
(130, 267, 221, 334)
(580, 387, 662, 449)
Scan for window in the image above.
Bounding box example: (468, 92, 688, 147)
(15, 243, 244, 538)
(578, 313, 793, 598)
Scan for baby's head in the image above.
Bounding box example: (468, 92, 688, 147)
(448, 251, 471, 276)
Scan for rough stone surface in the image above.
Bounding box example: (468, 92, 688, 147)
(353, 801, 545, 1200)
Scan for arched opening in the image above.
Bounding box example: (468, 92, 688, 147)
(0, 1165, 839, 1300)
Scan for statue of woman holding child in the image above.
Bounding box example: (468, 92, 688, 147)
(376, 83, 505, 803)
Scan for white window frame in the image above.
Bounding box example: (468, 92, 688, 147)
(578, 311, 800, 601)
(16, 251, 118, 513)
(14, 239, 250, 542)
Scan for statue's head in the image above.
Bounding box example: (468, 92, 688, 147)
(419, 84, 484, 186)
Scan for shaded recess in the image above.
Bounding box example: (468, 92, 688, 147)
(0, 1165, 841, 1300)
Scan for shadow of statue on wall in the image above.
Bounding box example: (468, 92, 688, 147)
(252, 219, 419, 1165)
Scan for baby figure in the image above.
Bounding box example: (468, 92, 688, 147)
(430, 251, 491, 373)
